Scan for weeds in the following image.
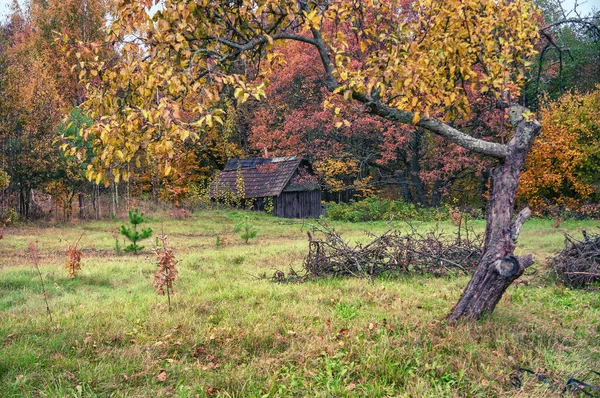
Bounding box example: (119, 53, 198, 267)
(29, 242, 53, 322)
(113, 229, 122, 255)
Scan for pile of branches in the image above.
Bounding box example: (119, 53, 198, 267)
(549, 231, 600, 288)
(303, 222, 482, 279)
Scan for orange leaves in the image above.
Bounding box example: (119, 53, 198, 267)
(519, 86, 600, 210)
(65, 234, 84, 279)
(65, 245, 83, 279)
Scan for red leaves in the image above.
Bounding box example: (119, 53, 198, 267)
(156, 369, 167, 382)
(152, 236, 179, 308)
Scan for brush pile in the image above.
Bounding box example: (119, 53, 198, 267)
(550, 231, 600, 288)
(303, 222, 482, 279)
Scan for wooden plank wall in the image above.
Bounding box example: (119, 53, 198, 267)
(273, 191, 322, 219)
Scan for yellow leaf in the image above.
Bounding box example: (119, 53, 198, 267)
(412, 112, 420, 124)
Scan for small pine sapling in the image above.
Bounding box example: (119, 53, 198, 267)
(29, 242, 53, 322)
(215, 236, 226, 248)
(120, 208, 152, 255)
(234, 217, 258, 244)
(65, 234, 84, 278)
(152, 235, 179, 311)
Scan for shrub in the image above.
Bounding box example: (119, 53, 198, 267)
(326, 196, 450, 222)
(1, 207, 19, 226)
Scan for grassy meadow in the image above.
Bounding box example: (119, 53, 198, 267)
(0, 210, 599, 397)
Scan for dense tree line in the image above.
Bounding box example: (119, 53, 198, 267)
(0, 0, 598, 227)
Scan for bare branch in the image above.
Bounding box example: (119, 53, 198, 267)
(511, 207, 532, 243)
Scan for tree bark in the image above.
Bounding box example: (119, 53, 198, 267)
(409, 130, 429, 207)
(447, 106, 541, 321)
(79, 192, 84, 219)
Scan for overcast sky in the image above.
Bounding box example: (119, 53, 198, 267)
(0, 0, 597, 24)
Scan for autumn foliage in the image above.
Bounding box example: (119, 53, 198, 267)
(65, 239, 83, 279)
(152, 235, 179, 310)
(519, 86, 600, 213)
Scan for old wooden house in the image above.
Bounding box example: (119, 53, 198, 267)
(210, 156, 322, 218)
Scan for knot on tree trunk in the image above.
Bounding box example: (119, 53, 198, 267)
(494, 256, 520, 278)
(494, 254, 535, 279)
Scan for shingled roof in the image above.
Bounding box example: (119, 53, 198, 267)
(210, 156, 318, 199)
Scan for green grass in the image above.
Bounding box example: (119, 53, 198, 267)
(0, 210, 599, 397)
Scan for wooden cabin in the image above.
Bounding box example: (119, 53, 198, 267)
(210, 156, 322, 218)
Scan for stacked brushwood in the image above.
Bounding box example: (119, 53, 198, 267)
(303, 222, 482, 278)
(550, 231, 600, 288)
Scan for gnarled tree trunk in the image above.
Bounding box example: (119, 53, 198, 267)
(447, 106, 541, 321)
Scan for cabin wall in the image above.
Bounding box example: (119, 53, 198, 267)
(273, 191, 322, 219)
(252, 197, 265, 211)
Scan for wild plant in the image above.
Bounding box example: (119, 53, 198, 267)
(152, 235, 179, 311)
(234, 216, 258, 244)
(65, 234, 83, 278)
(29, 242, 53, 322)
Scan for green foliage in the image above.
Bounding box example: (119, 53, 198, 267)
(263, 196, 274, 214)
(234, 216, 258, 244)
(326, 197, 451, 223)
(1, 207, 19, 226)
(114, 235, 122, 256)
(119, 209, 152, 254)
(183, 180, 213, 209)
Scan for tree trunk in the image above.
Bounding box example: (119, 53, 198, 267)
(409, 131, 429, 207)
(79, 192, 85, 219)
(447, 107, 541, 321)
(152, 172, 160, 206)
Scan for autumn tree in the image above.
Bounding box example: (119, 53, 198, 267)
(246, 40, 497, 206)
(0, 0, 113, 219)
(519, 86, 600, 212)
(69, 0, 599, 320)
(0, 6, 65, 218)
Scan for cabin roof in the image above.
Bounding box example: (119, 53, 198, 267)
(210, 156, 319, 199)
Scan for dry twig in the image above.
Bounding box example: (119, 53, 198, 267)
(549, 231, 600, 288)
(302, 221, 482, 279)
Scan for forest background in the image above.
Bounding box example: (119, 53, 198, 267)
(0, 0, 599, 224)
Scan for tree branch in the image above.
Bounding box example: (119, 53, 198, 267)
(510, 207, 531, 243)
(352, 92, 509, 159)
